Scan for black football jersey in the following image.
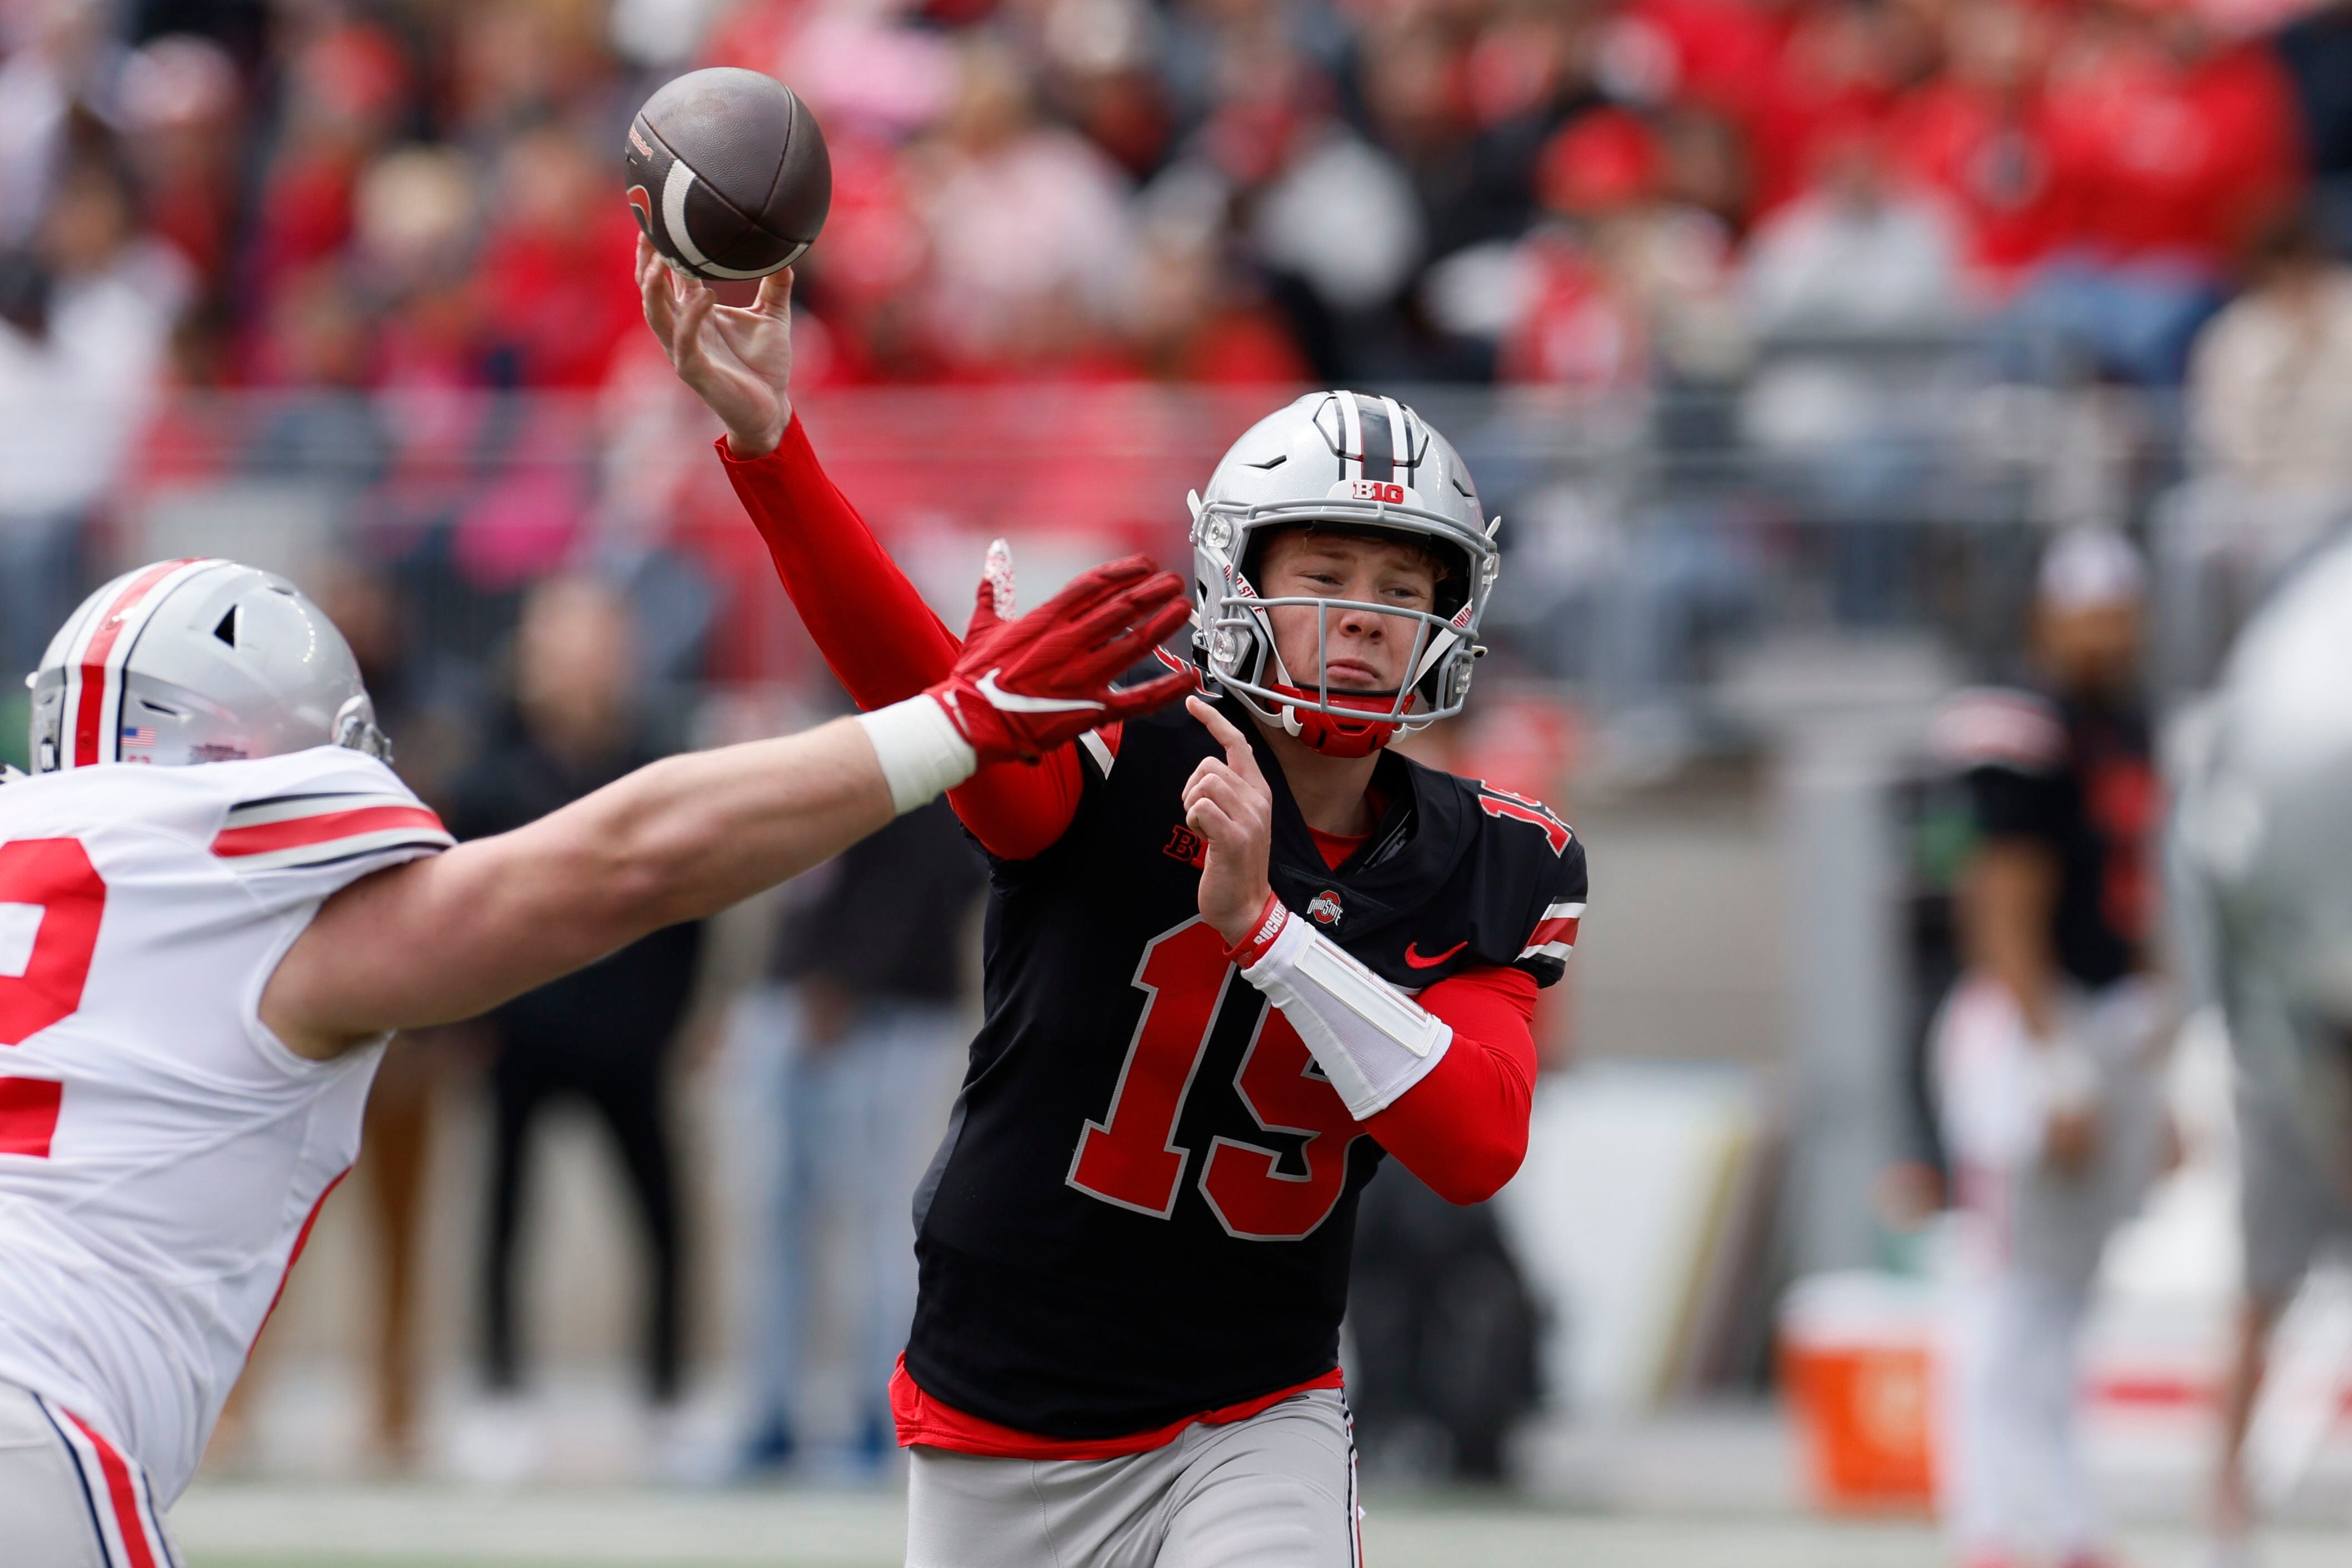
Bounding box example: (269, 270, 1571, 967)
(903, 697, 1588, 1439)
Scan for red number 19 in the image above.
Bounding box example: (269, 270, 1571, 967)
(1067, 918, 1363, 1240)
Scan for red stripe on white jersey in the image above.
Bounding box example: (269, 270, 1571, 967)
(46, 1400, 174, 1568)
(211, 805, 450, 861)
(64, 561, 211, 769)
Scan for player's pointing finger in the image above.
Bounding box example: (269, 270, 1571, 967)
(1186, 697, 1262, 781)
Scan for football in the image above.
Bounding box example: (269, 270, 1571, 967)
(625, 67, 831, 284)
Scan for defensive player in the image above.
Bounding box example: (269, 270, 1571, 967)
(0, 551, 1188, 1562)
(643, 248, 1587, 1567)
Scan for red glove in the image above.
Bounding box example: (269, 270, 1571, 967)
(927, 553, 1194, 765)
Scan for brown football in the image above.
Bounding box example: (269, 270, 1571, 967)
(625, 68, 830, 284)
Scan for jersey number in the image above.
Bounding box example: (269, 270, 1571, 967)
(1067, 919, 1364, 1241)
(0, 839, 107, 1158)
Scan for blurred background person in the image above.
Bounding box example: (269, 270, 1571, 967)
(732, 791, 984, 1477)
(0, 136, 187, 682)
(445, 575, 704, 1483)
(1929, 528, 2174, 1568)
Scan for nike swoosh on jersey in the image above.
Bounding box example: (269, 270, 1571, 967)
(1402, 940, 1467, 969)
(974, 670, 1105, 714)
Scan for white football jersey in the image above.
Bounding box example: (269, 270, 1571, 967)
(0, 747, 452, 1504)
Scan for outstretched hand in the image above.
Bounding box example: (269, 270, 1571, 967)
(637, 234, 796, 458)
(1183, 697, 1275, 946)
(928, 555, 1195, 767)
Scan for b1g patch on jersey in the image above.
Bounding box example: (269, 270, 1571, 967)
(1162, 825, 1207, 869)
(1307, 888, 1344, 926)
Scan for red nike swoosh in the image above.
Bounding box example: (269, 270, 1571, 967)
(1403, 940, 1467, 969)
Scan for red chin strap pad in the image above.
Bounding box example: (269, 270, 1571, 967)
(1274, 685, 1401, 759)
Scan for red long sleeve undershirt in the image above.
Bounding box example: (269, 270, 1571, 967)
(718, 418, 1537, 1203)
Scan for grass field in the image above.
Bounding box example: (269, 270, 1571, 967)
(168, 1483, 2352, 1568)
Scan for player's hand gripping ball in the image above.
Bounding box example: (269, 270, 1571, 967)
(930, 555, 1195, 766)
(625, 67, 830, 283)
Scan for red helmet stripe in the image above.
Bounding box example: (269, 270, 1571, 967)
(69, 560, 204, 768)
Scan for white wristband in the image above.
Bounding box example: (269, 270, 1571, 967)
(1241, 917, 1452, 1121)
(856, 695, 978, 815)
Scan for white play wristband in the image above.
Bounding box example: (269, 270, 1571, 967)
(856, 695, 978, 815)
(1241, 917, 1453, 1120)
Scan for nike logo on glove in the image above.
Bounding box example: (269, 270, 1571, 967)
(974, 670, 1107, 714)
(1403, 940, 1467, 969)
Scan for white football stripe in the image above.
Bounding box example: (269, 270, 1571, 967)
(222, 791, 424, 829)
(1079, 730, 1115, 777)
(227, 828, 454, 872)
(661, 159, 788, 281)
(1542, 900, 1587, 920)
(1518, 940, 1575, 962)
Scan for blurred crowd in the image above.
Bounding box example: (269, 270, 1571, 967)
(0, 0, 2343, 402)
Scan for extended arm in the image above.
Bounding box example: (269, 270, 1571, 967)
(266, 557, 1191, 1058)
(640, 240, 1088, 859)
(263, 717, 895, 1053)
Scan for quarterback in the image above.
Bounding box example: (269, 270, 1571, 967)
(0, 551, 1188, 1562)
(645, 247, 1587, 1567)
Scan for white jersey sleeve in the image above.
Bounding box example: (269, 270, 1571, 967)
(0, 748, 449, 1506)
(203, 748, 454, 915)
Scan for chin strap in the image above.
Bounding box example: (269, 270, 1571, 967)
(1258, 636, 1403, 759)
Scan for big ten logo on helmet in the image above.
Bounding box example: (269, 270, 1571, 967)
(1308, 889, 1344, 925)
(1342, 480, 1407, 505)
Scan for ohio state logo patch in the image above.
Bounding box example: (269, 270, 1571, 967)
(1307, 889, 1344, 926)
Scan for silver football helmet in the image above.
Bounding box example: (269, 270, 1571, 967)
(1188, 390, 1499, 751)
(26, 559, 390, 773)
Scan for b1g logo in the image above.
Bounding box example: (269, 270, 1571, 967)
(1307, 889, 1344, 925)
(1343, 480, 1407, 505)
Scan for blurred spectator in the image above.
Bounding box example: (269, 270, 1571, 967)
(446, 576, 704, 1482)
(1742, 123, 1965, 625)
(2186, 204, 2352, 505)
(2154, 203, 2352, 690)
(2003, 0, 2306, 384)
(1928, 529, 2172, 1568)
(733, 796, 984, 1475)
(1889, 0, 2070, 298)
(1744, 122, 1966, 339)
(0, 141, 190, 679)
(1484, 106, 1739, 389)
(914, 34, 1135, 376)
(2273, 0, 2352, 251)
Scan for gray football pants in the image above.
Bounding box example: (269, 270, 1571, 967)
(905, 1389, 1360, 1568)
(0, 1380, 181, 1567)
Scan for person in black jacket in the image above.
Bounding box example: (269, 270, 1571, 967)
(446, 576, 704, 1474)
(735, 791, 985, 1472)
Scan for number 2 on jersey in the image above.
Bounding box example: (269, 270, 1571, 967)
(0, 838, 107, 1158)
(1068, 918, 1363, 1241)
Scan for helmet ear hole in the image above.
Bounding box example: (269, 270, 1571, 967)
(213, 608, 237, 647)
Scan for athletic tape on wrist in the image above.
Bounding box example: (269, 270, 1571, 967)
(1241, 917, 1452, 1121)
(856, 695, 979, 815)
